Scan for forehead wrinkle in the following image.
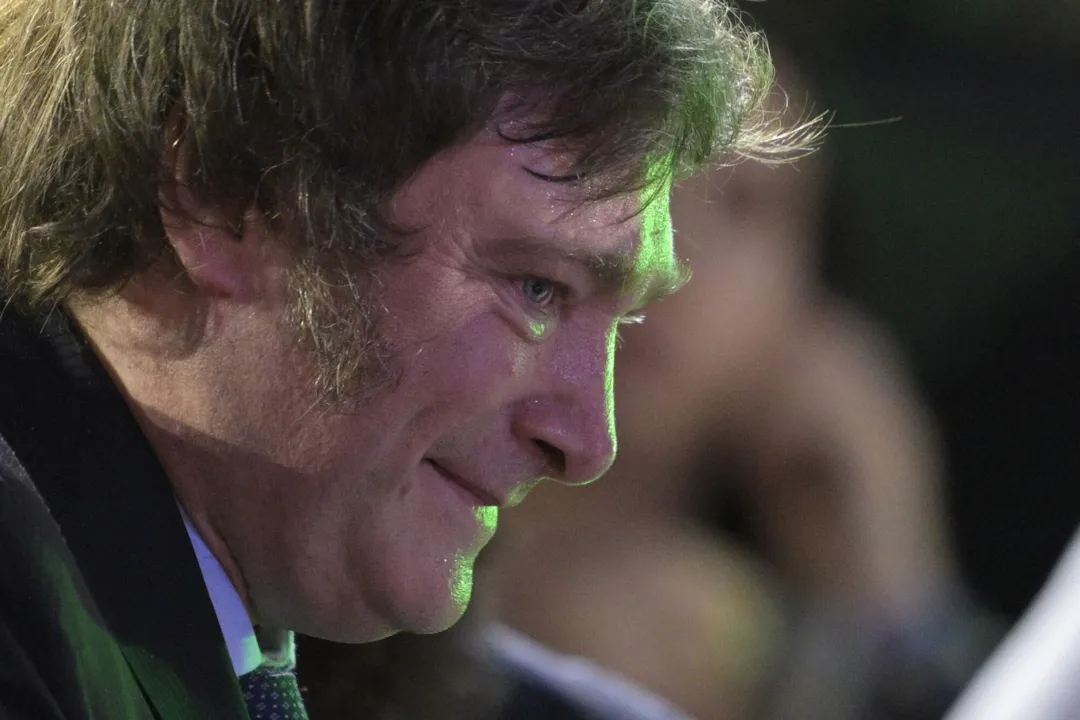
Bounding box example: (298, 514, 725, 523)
(481, 148, 680, 308)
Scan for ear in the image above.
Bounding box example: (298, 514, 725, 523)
(158, 124, 260, 300)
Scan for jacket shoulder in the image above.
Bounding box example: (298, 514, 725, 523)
(0, 433, 155, 720)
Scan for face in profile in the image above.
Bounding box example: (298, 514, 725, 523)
(174, 130, 679, 643)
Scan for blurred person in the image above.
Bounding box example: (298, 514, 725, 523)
(744, 0, 1080, 625)
(0, 1, 812, 718)
(482, 155, 816, 720)
(484, 114, 1001, 720)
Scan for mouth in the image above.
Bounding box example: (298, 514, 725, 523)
(426, 460, 502, 508)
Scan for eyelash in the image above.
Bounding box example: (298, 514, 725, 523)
(519, 276, 570, 310)
(512, 276, 647, 342)
(615, 312, 646, 347)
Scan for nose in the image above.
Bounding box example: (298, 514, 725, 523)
(512, 329, 618, 486)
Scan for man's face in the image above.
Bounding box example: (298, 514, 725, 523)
(180, 130, 679, 642)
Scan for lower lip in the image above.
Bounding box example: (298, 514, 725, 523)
(426, 460, 496, 508)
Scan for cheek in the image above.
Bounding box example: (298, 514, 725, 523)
(397, 310, 533, 420)
(379, 257, 531, 398)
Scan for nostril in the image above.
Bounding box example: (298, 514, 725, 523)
(533, 439, 566, 477)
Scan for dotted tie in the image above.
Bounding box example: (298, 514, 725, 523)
(238, 665, 309, 720)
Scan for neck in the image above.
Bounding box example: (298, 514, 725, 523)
(67, 293, 256, 619)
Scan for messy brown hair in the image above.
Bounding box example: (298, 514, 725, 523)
(0, 0, 816, 396)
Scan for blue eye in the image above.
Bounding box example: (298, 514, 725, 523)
(522, 277, 557, 306)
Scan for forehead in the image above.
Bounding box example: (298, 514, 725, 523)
(392, 129, 678, 301)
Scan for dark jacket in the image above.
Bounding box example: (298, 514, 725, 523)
(0, 308, 248, 719)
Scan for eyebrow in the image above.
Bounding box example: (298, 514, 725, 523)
(490, 236, 689, 311)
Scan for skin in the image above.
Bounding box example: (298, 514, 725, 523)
(71, 127, 680, 643)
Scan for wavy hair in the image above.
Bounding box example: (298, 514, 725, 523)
(0, 0, 818, 395)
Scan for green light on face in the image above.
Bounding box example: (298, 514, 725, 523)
(604, 326, 618, 454)
(527, 317, 548, 340)
(447, 506, 498, 615)
(637, 157, 676, 296)
(448, 556, 474, 614)
(476, 504, 498, 534)
(602, 157, 677, 463)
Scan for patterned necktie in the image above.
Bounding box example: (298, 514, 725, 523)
(239, 665, 310, 720)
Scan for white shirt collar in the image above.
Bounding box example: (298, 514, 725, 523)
(180, 507, 264, 676)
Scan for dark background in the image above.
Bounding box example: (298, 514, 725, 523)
(737, 0, 1080, 620)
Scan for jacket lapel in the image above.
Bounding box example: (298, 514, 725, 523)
(0, 309, 249, 720)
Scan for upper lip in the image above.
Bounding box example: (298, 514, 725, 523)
(429, 460, 505, 507)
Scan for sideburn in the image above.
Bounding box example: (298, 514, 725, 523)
(282, 255, 399, 409)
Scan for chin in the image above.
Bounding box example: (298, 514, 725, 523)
(389, 564, 475, 636)
(281, 602, 400, 645)
(409, 599, 470, 635)
(321, 559, 477, 642)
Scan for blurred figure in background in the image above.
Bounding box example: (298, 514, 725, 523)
(483, 151, 815, 720)
(738, 0, 1080, 625)
(484, 71, 1002, 719)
